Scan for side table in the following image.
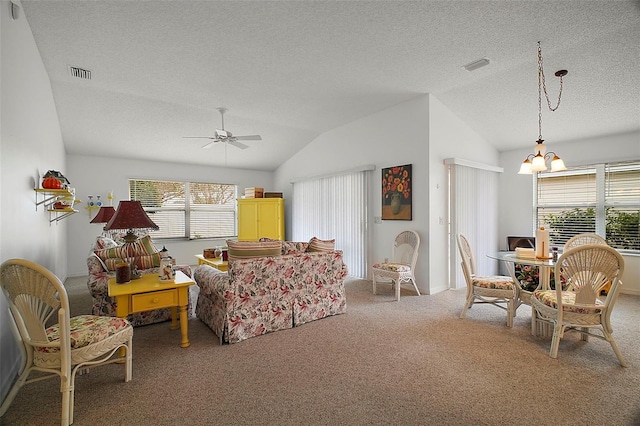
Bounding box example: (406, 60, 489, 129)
(108, 271, 194, 348)
(195, 254, 228, 272)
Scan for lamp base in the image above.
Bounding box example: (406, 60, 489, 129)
(123, 230, 139, 244)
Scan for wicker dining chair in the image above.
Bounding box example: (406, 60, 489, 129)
(0, 259, 133, 425)
(457, 233, 517, 327)
(372, 230, 421, 301)
(564, 233, 608, 251)
(530, 244, 626, 366)
(563, 233, 611, 295)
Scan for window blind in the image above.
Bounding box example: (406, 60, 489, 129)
(605, 162, 640, 250)
(536, 167, 597, 245)
(129, 179, 237, 239)
(536, 161, 640, 251)
(292, 170, 368, 278)
(447, 160, 501, 289)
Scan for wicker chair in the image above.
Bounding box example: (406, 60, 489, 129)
(563, 233, 610, 295)
(564, 233, 608, 250)
(0, 259, 133, 425)
(457, 233, 517, 327)
(530, 244, 626, 366)
(372, 230, 421, 301)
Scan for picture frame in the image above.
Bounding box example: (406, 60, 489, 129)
(382, 164, 412, 220)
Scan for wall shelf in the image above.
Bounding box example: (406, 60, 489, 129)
(35, 188, 79, 223)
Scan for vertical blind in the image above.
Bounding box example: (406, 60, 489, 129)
(292, 170, 368, 278)
(447, 160, 501, 289)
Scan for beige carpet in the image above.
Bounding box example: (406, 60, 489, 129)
(2, 277, 640, 426)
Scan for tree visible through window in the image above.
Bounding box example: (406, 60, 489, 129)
(129, 179, 237, 239)
(536, 161, 640, 252)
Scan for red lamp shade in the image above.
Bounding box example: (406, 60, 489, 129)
(104, 201, 159, 242)
(90, 206, 116, 224)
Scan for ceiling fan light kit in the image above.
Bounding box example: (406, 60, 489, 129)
(518, 41, 568, 175)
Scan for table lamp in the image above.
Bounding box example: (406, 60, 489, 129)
(104, 201, 159, 279)
(90, 205, 117, 239)
(90, 206, 116, 224)
(104, 200, 159, 243)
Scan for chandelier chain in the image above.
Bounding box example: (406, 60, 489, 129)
(538, 41, 564, 112)
(537, 41, 565, 139)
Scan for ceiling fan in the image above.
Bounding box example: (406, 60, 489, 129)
(184, 107, 262, 150)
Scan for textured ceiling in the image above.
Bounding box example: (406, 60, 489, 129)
(20, 1, 640, 171)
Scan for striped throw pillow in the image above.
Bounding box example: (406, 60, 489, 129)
(104, 254, 160, 271)
(94, 235, 161, 271)
(307, 237, 335, 252)
(226, 240, 282, 261)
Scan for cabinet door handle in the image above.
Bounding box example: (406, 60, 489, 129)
(152, 297, 159, 304)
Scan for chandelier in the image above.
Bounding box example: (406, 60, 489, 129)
(518, 42, 567, 174)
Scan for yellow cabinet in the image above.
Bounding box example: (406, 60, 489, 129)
(237, 198, 285, 241)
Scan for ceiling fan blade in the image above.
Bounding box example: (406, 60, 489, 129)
(183, 136, 218, 140)
(234, 135, 262, 141)
(201, 141, 217, 149)
(228, 140, 249, 150)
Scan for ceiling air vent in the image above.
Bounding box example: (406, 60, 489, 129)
(462, 58, 490, 72)
(68, 66, 92, 80)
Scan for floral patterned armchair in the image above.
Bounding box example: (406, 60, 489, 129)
(86, 236, 192, 327)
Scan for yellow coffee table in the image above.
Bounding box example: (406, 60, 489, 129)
(195, 254, 228, 272)
(108, 270, 194, 348)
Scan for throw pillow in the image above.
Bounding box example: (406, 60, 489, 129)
(281, 241, 310, 255)
(90, 236, 118, 253)
(307, 237, 335, 252)
(259, 238, 310, 255)
(94, 235, 161, 271)
(226, 240, 282, 261)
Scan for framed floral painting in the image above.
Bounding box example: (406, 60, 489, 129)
(382, 164, 412, 220)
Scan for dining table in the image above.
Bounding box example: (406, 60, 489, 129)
(487, 251, 557, 336)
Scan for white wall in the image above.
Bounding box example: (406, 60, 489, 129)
(66, 154, 275, 276)
(498, 130, 640, 294)
(1, 0, 67, 403)
(274, 95, 430, 289)
(273, 94, 501, 294)
(427, 96, 502, 292)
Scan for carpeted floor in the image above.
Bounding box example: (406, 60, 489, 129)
(2, 276, 640, 425)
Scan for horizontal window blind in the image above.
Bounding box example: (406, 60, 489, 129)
(605, 163, 640, 250)
(189, 182, 236, 239)
(130, 179, 237, 239)
(536, 161, 640, 251)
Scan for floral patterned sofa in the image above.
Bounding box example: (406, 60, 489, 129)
(194, 240, 348, 344)
(87, 236, 192, 327)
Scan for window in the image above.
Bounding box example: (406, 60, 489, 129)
(536, 161, 640, 252)
(129, 179, 237, 239)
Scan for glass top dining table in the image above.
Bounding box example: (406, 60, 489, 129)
(488, 251, 557, 335)
(487, 251, 557, 290)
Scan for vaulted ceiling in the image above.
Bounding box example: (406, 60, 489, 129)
(20, 1, 640, 171)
